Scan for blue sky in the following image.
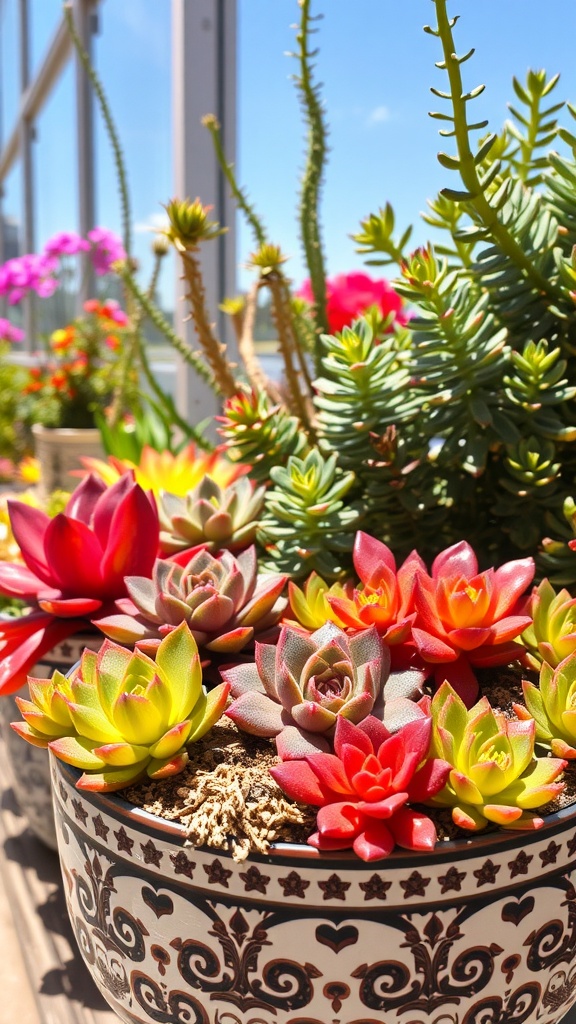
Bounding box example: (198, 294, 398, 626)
(238, 0, 576, 289)
(3, 1, 576, 303)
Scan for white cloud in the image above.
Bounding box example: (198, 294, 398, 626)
(366, 105, 391, 126)
(134, 213, 170, 235)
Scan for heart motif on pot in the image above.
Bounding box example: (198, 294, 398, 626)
(501, 896, 535, 926)
(315, 923, 359, 953)
(141, 885, 174, 919)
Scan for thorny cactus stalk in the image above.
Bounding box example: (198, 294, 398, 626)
(95, 545, 287, 657)
(223, 622, 426, 759)
(12, 621, 230, 791)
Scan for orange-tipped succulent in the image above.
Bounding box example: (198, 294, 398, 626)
(430, 682, 566, 831)
(521, 578, 576, 671)
(516, 656, 576, 759)
(284, 571, 350, 631)
(11, 621, 230, 791)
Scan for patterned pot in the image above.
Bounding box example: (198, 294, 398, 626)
(51, 752, 576, 1024)
(0, 633, 101, 849)
(32, 423, 104, 498)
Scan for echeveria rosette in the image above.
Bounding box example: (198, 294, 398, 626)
(224, 622, 426, 759)
(158, 475, 266, 556)
(430, 682, 566, 831)
(270, 715, 450, 861)
(515, 657, 576, 759)
(521, 578, 576, 672)
(0, 474, 159, 695)
(325, 531, 421, 665)
(11, 621, 230, 791)
(95, 545, 287, 658)
(410, 541, 534, 704)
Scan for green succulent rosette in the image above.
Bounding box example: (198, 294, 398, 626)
(12, 620, 230, 791)
(430, 681, 566, 831)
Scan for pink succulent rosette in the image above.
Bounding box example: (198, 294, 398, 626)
(0, 474, 158, 694)
(271, 715, 450, 861)
(224, 622, 426, 760)
(94, 545, 287, 658)
(410, 541, 534, 704)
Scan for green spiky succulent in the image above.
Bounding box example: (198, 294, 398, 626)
(258, 448, 361, 579)
(158, 475, 266, 555)
(12, 621, 230, 791)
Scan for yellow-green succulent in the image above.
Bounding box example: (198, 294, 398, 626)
(12, 620, 230, 791)
(429, 681, 566, 831)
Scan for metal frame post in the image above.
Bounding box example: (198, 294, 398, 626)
(172, 0, 237, 428)
(72, 0, 96, 305)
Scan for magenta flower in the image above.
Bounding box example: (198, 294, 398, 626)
(0, 474, 159, 695)
(43, 232, 90, 257)
(299, 271, 407, 334)
(0, 253, 59, 304)
(0, 318, 24, 343)
(87, 227, 127, 275)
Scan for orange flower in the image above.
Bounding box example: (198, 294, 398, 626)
(105, 333, 120, 351)
(50, 326, 75, 352)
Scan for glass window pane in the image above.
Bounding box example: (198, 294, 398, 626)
(0, 0, 20, 138)
(94, 1, 173, 321)
(29, 0, 62, 77)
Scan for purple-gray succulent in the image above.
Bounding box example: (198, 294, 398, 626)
(223, 621, 426, 758)
(158, 475, 266, 555)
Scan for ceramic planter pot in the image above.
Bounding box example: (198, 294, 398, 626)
(51, 751, 576, 1024)
(0, 633, 101, 849)
(32, 423, 104, 497)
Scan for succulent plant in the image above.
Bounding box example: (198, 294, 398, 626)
(11, 621, 230, 791)
(325, 531, 420, 660)
(521, 578, 576, 671)
(224, 621, 426, 759)
(515, 657, 576, 759)
(258, 449, 361, 580)
(158, 475, 266, 556)
(0, 474, 159, 694)
(283, 571, 350, 631)
(430, 682, 566, 831)
(83, 442, 247, 497)
(95, 545, 287, 657)
(217, 390, 308, 484)
(270, 715, 450, 861)
(410, 541, 534, 704)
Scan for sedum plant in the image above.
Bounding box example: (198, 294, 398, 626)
(12, 621, 230, 791)
(430, 682, 566, 831)
(521, 577, 576, 671)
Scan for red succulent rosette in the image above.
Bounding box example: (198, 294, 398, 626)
(271, 714, 450, 861)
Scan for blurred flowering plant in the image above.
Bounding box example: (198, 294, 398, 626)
(21, 298, 131, 429)
(298, 271, 407, 336)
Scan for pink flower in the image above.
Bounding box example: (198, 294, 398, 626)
(43, 232, 90, 257)
(299, 271, 407, 334)
(0, 253, 59, 304)
(0, 318, 24, 343)
(87, 228, 127, 276)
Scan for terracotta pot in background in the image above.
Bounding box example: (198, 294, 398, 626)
(52, 753, 576, 1024)
(32, 424, 104, 497)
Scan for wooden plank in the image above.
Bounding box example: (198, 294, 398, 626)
(0, 737, 117, 1024)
